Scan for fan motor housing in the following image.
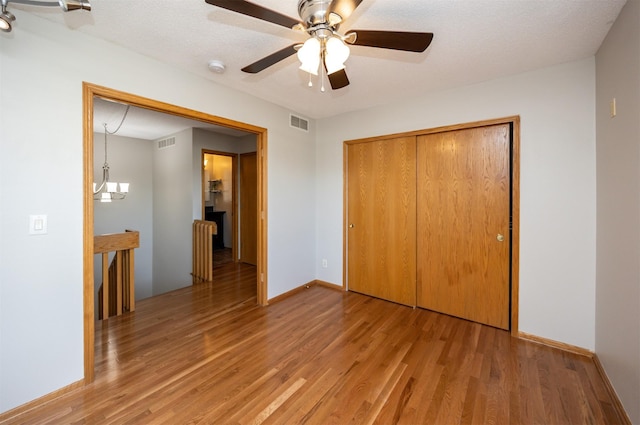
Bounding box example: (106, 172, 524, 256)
(298, 0, 332, 26)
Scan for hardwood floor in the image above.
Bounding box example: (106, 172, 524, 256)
(213, 247, 233, 267)
(3, 262, 624, 424)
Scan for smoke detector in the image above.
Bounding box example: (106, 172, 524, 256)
(208, 60, 226, 74)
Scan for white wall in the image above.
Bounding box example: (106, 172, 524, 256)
(0, 11, 315, 412)
(152, 129, 194, 295)
(316, 58, 597, 350)
(595, 0, 640, 421)
(93, 133, 154, 304)
(267, 124, 317, 294)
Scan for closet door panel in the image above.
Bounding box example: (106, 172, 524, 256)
(417, 124, 510, 329)
(347, 137, 417, 306)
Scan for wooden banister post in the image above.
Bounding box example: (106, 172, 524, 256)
(95, 230, 140, 320)
(116, 250, 123, 316)
(102, 252, 109, 320)
(128, 249, 135, 312)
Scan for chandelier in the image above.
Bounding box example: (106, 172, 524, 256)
(93, 105, 130, 202)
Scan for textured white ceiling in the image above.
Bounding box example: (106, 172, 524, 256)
(9, 0, 627, 126)
(93, 98, 249, 140)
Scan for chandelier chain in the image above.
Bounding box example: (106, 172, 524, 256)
(102, 105, 130, 166)
(104, 104, 130, 135)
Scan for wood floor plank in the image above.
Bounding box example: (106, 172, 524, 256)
(1, 261, 625, 424)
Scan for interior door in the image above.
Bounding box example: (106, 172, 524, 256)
(240, 152, 258, 265)
(346, 137, 417, 306)
(417, 124, 511, 329)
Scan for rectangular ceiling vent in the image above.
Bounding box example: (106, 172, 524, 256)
(290, 114, 309, 132)
(157, 137, 176, 149)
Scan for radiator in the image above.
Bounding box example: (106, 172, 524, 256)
(192, 220, 217, 283)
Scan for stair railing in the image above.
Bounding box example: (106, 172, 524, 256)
(94, 230, 140, 320)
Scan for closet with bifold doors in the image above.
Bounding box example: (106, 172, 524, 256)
(344, 117, 519, 331)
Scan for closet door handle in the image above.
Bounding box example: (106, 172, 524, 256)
(496, 234, 504, 242)
(349, 223, 355, 228)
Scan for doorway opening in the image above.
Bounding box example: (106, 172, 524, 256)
(83, 83, 268, 383)
(201, 149, 259, 268)
(202, 150, 238, 267)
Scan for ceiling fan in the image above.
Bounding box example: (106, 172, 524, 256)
(205, 0, 434, 90)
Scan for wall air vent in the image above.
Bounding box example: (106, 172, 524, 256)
(157, 137, 176, 149)
(290, 114, 309, 132)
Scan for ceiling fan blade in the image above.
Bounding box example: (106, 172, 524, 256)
(241, 44, 298, 73)
(327, 68, 350, 90)
(346, 30, 434, 52)
(326, 0, 363, 23)
(205, 0, 300, 29)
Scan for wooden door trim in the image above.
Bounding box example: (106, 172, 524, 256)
(343, 116, 520, 336)
(202, 150, 239, 263)
(345, 117, 520, 144)
(83, 82, 269, 383)
(342, 144, 348, 292)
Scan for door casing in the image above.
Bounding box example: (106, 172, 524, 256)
(83, 83, 269, 382)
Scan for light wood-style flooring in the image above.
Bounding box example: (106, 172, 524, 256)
(2, 262, 624, 424)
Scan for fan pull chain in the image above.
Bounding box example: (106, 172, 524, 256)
(308, 73, 313, 87)
(320, 46, 326, 92)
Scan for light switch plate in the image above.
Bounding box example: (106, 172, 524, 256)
(610, 98, 617, 118)
(29, 214, 48, 235)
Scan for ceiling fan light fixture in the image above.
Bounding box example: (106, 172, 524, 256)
(324, 36, 350, 75)
(327, 11, 342, 26)
(205, 0, 433, 91)
(297, 37, 321, 75)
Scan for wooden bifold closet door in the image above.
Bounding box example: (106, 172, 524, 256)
(346, 123, 512, 330)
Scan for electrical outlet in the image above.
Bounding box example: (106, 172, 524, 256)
(322, 259, 328, 268)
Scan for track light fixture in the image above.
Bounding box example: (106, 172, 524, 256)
(0, 5, 15, 32)
(58, 0, 91, 12)
(0, 0, 90, 33)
